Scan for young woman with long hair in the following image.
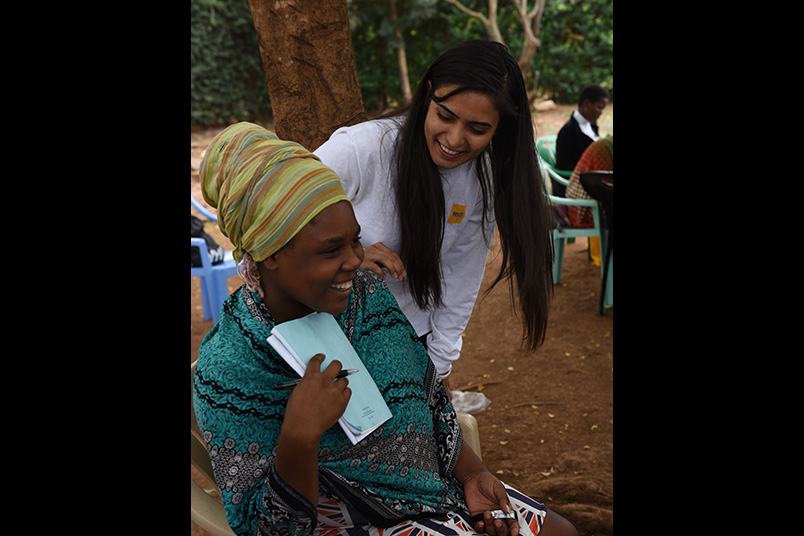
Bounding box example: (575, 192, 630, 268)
(314, 40, 553, 389)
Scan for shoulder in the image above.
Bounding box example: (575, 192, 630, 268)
(349, 269, 409, 318)
(318, 117, 402, 152)
(198, 287, 274, 366)
(556, 114, 581, 138)
(351, 268, 391, 299)
(315, 119, 402, 181)
(582, 136, 613, 157)
(341, 269, 405, 342)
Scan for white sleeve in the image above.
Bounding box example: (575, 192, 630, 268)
(426, 203, 496, 377)
(314, 127, 363, 201)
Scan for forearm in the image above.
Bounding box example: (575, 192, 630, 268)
(274, 354, 352, 506)
(452, 439, 518, 535)
(274, 423, 322, 505)
(451, 439, 489, 485)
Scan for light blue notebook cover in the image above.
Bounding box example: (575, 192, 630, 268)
(268, 313, 392, 444)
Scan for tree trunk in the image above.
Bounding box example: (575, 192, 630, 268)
(512, 0, 546, 104)
(247, 0, 367, 150)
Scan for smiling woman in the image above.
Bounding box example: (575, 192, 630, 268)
(258, 201, 364, 323)
(193, 121, 578, 536)
(314, 40, 555, 389)
(424, 85, 499, 169)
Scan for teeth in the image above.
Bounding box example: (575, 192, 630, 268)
(330, 281, 353, 291)
(439, 142, 461, 156)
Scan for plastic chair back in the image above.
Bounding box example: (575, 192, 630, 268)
(535, 136, 573, 193)
(535, 135, 558, 167)
(535, 157, 604, 284)
(191, 194, 218, 222)
(190, 197, 238, 323)
(191, 361, 237, 536)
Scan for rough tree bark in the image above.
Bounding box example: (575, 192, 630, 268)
(247, 0, 367, 150)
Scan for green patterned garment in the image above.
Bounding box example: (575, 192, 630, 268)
(193, 269, 466, 536)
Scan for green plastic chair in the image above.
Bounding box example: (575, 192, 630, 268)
(535, 138, 606, 286)
(190, 362, 482, 536)
(535, 135, 573, 195)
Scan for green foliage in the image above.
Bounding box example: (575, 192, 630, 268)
(190, 0, 613, 126)
(347, 0, 613, 110)
(348, 0, 454, 111)
(190, 0, 271, 125)
(536, 0, 613, 103)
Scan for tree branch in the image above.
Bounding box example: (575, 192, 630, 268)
(442, 0, 489, 24)
(442, 0, 504, 44)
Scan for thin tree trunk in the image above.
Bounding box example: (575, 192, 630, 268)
(389, 0, 412, 103)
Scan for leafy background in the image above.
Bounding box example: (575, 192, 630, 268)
(190, 0, 613, 126)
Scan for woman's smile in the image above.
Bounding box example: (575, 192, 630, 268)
(437, 141, 463, 157)
(328, 280, 354, 293)
(424, 85, 499, 169)
(258, 201, 364, 323)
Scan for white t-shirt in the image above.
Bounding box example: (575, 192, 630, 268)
(314, 118, 496, 377)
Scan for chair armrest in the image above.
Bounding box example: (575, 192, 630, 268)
(191, 237, 214, 271)
(544, 166, 571, 187)
(457, 412, 482, 461)
(548, 195, 598, 207)
(191, 237, 209, 253)
(191, 195, 219, 222)
(191, 480, 236, 536)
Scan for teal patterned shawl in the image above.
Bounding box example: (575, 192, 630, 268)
(193, 269, 466, 536)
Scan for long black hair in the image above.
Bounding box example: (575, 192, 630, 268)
(388, 40, 554, 351)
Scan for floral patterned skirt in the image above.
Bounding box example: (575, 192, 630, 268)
(315, 483, 547, 536)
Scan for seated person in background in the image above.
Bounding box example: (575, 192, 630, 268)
(553, 84, 610, 197)
(565, 136, 613, 265)
(193, 122, 578, 536)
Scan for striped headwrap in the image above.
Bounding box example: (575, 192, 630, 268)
(200, 122, 350, 266)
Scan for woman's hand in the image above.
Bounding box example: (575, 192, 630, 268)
(452, 428, 516, 535)
(463, 471, 519, 536)
(283, 354, 352, 442)
(361, 242, 406, 281)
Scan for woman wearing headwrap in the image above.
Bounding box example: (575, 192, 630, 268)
(193, 122, 577, 536)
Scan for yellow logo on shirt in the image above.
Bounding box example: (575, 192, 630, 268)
(447, 204, 466, 224)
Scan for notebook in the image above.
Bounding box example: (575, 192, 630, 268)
(267, 312, 392, 444)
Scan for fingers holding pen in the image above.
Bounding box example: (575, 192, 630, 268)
(286, 355, 351, 436)
(315, 356, 351, 396)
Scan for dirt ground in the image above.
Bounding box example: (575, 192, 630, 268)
(191, 103, 614, 536)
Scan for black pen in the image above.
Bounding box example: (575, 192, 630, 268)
(271, 369, 360, 390)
